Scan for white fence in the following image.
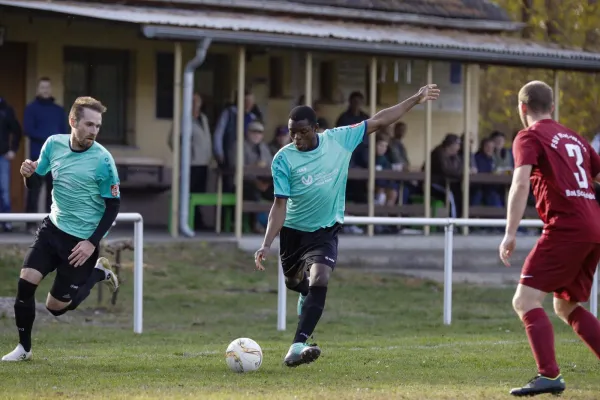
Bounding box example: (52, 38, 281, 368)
(0, 213, 145, 334)
(276, 217, 599, 331)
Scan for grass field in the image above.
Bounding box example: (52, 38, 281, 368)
(0, 242, 599, 399)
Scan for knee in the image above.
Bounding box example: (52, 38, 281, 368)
(16, 278, 37, 302)
(553, 299, 578, 323)
(285, 277, 302, 290)
(310, 269, 331, 287)
(512, 293, 541, 318)
(45, 295, 70, 316)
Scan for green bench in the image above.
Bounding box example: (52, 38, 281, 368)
(169, 193, 254, 233)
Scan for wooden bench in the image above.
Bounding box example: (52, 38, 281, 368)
(115, 156, 171, 193)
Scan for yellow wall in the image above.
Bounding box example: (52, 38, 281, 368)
(1, 11, 479, 170)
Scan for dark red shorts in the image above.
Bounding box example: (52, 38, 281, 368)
(521, 236, 600, 302)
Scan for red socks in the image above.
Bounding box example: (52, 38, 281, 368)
(568, 306, 600, 360)
(522, 308, 560, 377)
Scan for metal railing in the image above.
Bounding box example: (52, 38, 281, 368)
(276, 217, 599, 330)
(0, 213, 145, 334)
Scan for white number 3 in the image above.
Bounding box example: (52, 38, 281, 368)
(565, 143, 589, 189)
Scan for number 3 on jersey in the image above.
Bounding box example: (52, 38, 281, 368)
(565, 143, 588, 189)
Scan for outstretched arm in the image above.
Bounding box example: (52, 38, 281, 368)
(365, 84, 440, 135)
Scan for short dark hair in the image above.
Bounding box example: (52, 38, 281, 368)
(289, 105, 317, 126)
(518, 80, 553, 114)
(349, 91, 364, 102)
(69, 96, 107, 122)
(490, 130, 505, 139)
(38, 77, 51, 83)
(376, 132, 390, 143)
(442, 133, 460, 147)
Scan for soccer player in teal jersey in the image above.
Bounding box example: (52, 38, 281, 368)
(254, 84, 441, 367)
(2, 97, 121, 362)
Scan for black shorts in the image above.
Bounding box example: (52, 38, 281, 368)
(279, 223, 341, 279)
(23, 217, 99, 302)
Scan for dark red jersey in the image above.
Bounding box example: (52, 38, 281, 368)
(513, 119, 600, 242)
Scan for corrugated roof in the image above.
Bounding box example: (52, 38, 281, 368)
(2, 0, 600, 71)
(287, 0, 511, 21)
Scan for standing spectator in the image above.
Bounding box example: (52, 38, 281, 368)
(0, 96, 23, 232)
(23, 77, 67, 232)
(212, 89, 260, 192)
(168, 92, 212, 231)
(430, 134, 463, 218)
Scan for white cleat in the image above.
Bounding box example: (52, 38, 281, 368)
(1, 344, 32, 362)
(95, 257, 119, 293)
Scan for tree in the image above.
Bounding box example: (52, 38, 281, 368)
(479, 0, 600, 140)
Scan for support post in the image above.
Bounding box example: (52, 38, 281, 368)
(592, 267, 598, 317)
(367, 57, 377, 237)
(553, 71, 560, 122)
(305, 52, 313, 107)
(234, 46, 246, 240)
(462, 64, 471, 236)
(424, 61, 433, 236)
(170, 42, 182, 237)
(277, 255, 286, 331)
(133, 218, 144, 334)
(443, 222, 454, 325)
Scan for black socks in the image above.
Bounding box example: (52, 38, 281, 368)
(293, 286, 327, 343)
(14, 279, 37, 352)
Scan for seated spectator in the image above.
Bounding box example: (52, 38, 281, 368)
(233, 121, 273, 233)
(490, 130, 514, 171)
(269, 125, 290, 156)
(471, 138, 504, 209)
(429, 133, 463, 218)
(459, 132, 478, 174)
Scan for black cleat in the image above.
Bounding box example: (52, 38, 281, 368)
(510, 374, 565, 397)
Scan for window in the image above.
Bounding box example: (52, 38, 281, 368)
(63, 47, 130, 145)
(269, 56, 284, 98)
(156, 52, 174, 119)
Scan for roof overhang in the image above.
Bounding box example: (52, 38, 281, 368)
(2, 0, 600, 72)
(141, 0, 525, 33)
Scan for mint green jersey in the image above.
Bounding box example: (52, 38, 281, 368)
(271, 121, 367, 232)
(35, 134, 120, 239)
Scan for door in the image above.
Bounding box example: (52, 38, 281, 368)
(0, 42, 27, 213)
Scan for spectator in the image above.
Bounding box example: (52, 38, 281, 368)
(168, 92, 212, 231)
(374, 133, 398, 207)
(297, 96, 330, 133)
(234, 121, 272, 233)
(0, 96, 23, 232)
(471, 138, 504, 209)
(459, 132, 477, 174)
(268, 125, 290, 156)
(386, 122, 418, 204)
(490, 130, 514, 171)
(429, 133, 463, 218)
(213, 89, 260, 191)
(23, 77, 67, 232)
(337, 92, 370, 235)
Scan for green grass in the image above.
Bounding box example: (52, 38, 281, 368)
(0, 242, 598, 399)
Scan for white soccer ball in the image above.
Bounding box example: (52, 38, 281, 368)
(225, 338, 263, 373)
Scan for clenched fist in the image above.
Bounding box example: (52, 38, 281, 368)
(20, 159, 38, 178)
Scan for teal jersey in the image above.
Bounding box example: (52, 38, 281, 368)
(271, 121, 367, 232)
(35, 134, 120, 240)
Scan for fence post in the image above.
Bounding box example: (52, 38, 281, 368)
(592, 267, 598, 318)
(443, 222, 454, 325)
(277, 255, 287, 331)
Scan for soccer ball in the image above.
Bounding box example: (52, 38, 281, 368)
(225, 338, 263, 373)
